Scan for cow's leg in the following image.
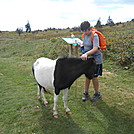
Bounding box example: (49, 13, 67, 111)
(37, 84, 48, 105)
(63, 88, 71, 114)
(37, 84, 41, 100)
(41, 88, 48, 105)
(53, 92, 59, 118)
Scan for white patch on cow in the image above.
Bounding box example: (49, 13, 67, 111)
(33, 57, 57, 89)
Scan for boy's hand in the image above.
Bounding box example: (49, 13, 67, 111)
(81, 53, 88, 60)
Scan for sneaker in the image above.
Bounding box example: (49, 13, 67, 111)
(91, 92, 101, 102)
(82, 93, 89, 101)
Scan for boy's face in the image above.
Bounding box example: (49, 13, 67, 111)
(82, 29, 91, 35)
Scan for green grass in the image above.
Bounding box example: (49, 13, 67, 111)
(0, 30, 134, 134)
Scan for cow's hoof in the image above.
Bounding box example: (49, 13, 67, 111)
(66, 111, 72, 114)
(54, 114, 58, 118)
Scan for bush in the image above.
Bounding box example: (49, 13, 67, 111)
(103, 25, 134, 68)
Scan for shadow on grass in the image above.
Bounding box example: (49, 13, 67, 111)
(93, 99, 134, 134)
(38, 100, 85, 134)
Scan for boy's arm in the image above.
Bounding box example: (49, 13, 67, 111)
(81, 46, 98, 60)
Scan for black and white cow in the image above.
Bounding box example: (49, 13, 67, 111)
(32, 57, 96, 118)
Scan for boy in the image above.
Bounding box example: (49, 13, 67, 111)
(80, 21, 102, 102)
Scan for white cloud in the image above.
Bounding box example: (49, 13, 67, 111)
(93, 0, 134, 6)
(0, 0, 134, 31)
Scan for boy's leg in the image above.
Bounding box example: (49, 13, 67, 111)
(90, 64, 102, 102)
(82, 77, 91, 101)
(92, 77, 99, 92)
(84, 77, 91, 92)
(91, 77, 101, 102)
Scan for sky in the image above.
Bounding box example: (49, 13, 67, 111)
(0, 0, 134, 31)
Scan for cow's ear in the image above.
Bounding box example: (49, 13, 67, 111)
(87, 56, 96, 64)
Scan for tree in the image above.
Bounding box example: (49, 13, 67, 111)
(95, 18, 102, 28)
(16, 27, 23, 36)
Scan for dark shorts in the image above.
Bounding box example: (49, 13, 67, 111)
(94, 64, 102, 77)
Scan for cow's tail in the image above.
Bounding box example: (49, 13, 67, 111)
(32, 64, 35, 77)
(38, 83, 51, 94)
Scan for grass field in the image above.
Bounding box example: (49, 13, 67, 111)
(0, 28, 134, 134)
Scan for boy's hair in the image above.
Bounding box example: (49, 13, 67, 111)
(80, 21, 90, 31)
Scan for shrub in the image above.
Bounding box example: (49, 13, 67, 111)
(103, 25, 134, 68)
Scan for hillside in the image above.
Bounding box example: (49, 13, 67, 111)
(1, 21, 134, 68)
